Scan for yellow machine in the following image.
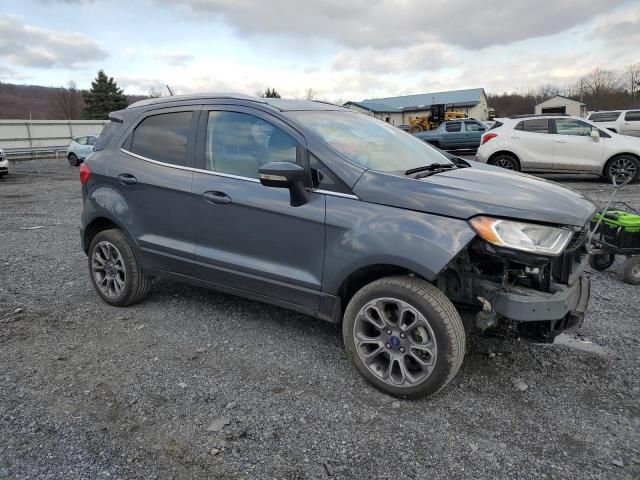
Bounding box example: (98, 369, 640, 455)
(408, 106, 468, 133)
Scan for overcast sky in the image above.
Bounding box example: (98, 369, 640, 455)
(0, 0, 639, 101)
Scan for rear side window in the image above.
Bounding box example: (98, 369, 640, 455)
(129, 111, 193, 166)
(625, 111, 640, 121)
(588, 111, 621, 122)
(205, 111, 297, 179)
(445, 122, 461, 132)
(94, 121, 122, 151)
(515, 119, 549, 133)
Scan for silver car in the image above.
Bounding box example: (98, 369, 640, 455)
(67, 135, 99, 166)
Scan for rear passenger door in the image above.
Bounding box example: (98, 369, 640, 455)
(442, 121, 464, 149)
(111, 107, 200, 274)
(191, 106, 326, 312)
(510, 119, 554, 171)
(621, 111, 640, 137)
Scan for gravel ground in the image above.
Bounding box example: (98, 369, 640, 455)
(0, 158, 639, 480)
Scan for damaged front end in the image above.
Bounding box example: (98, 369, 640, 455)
(438, 223, 591, 343)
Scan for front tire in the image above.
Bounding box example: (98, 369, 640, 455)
(343, 276, 466, 399)
(88, 229, 152, 306)
(68, 153, 79, 167)
(489, 153, 520, 171)
(621, 257, 640, 285)
(605, 155, 639, 184)
(589, 253, 615, 271)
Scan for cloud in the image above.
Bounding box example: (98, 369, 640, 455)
(0, 64, 31, 81)
(0, 14, 108, 68)
(154, 0, 624, 50)
(159, 52, 196, 66)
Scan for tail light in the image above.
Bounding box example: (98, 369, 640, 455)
(79, 163, 91, 185)
(481, 132, 497, 145)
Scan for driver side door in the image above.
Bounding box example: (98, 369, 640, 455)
(191, 106, 326, 312)
(552, 118, 605, 173)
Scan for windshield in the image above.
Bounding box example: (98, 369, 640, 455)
(288, 111, 452, 172)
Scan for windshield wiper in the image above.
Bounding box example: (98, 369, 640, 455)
(404, 163, 456, 175)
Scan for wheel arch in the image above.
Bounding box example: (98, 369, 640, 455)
(83, 216, 135, 254)
(601, 152, 640, 177)
(488, 150, 521, 169)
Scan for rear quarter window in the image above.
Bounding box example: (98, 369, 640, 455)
(588, 111, 621, 122)
(94, 121, 122, 151)
(624, 111, 640, 121)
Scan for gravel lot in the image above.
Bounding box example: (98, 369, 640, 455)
(1, 158, 639, 480)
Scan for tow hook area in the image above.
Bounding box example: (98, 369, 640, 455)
(475, 296, 497, 330)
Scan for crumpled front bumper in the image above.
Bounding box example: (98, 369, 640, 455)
(472, 256, 591, 323)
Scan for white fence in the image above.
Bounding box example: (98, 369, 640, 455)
(0, 120, 108, 150)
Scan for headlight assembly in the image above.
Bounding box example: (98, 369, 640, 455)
(469, 216, 573, 256)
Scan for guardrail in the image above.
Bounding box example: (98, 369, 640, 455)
(3, 146, 69, 161)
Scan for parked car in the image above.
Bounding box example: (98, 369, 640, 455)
(413, 119, 487, 150)
(476, 115, 640, 182)
(586, 110, 640, 137)
(80, 94, 595, 398)
(67, 134, 99, 166)
(0, 148, 8, 177)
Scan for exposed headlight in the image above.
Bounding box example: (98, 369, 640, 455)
(469, 216, 573, 256)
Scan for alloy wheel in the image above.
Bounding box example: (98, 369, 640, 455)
(92, 241, 126, 298)
(494, 156, 515, 170)
(609, 157, 637, 182)
(353, 297, 438, 388)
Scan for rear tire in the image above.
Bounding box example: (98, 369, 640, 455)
(621, 257, 640, 285)
(342, 276, 465, 399)
(489, 153, 520, 171)
(68, 153, 79, 167)
(589, 253, 615, 271)
(88, 229, 152, 306)
(605, 155, 639, 184)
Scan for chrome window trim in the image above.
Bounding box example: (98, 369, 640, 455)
(313, 189, 359, 200)
(121, 148, 359, 194)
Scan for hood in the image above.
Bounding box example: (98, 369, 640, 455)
(353, 167, 597, 227)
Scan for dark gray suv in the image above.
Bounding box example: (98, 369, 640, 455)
(80, 94, 596, 398)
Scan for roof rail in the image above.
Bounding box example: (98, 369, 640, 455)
(507, 113, 569, 119)
(127, 93, 267, 109)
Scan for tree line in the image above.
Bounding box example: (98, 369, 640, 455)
(488, 64, 640, 116)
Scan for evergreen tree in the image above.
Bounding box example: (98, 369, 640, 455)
(82, 70, 128, 119)
(263, 88, 281, 98)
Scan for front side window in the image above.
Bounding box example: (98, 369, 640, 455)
(86, 136, 97, 146)
(129, 111, 193, 166)
(288, 110, 452, 172)
(515, 119, 550, 133)
(555, 119, 592, 137)
(625, 111, 640, 121)
(75, 136, 87, 145)
(205, 111, 297, 179)
(445, 122, 462, 133)
(310, 154, 351, 194)
(464, 121, 485, 132)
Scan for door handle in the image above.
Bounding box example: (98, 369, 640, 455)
(556, 139, 568, 143)
(203, 191, 232, 205)
(510, 135, 520, 139)
(117, 173, 137, 185)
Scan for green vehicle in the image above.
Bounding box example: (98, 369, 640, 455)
(589, 205, 640, 284)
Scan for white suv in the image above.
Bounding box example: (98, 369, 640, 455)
(0, 148, 8, 178)
(586, 110, 640, 137)
(476, 115, 640, 182)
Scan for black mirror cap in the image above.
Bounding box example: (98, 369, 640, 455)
(258, 161, 305, 188)
(258, 161, 308, 206)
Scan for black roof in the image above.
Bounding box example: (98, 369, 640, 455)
(127, 93, 344, 112)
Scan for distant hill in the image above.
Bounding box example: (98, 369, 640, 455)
(0, 82, 147, 120)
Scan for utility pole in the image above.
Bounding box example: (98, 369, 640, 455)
(166, 85, 174, 96)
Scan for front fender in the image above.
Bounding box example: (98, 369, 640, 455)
(322, 196, 476, 294)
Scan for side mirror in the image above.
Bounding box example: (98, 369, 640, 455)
(590, 129, 600, 141)
(258, 161, 308, 207)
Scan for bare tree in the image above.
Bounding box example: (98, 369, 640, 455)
(580, 68, 620, 97)
(304, 88, 317, 101)
(536, 83, 560, 102)
(50, 80, 83, 119)
(148, 86, 164, 98)
(622, 63, 640, 98)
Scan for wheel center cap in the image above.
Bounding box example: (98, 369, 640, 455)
(389, 335, 401, 349)
(106, 264, 115, 276)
